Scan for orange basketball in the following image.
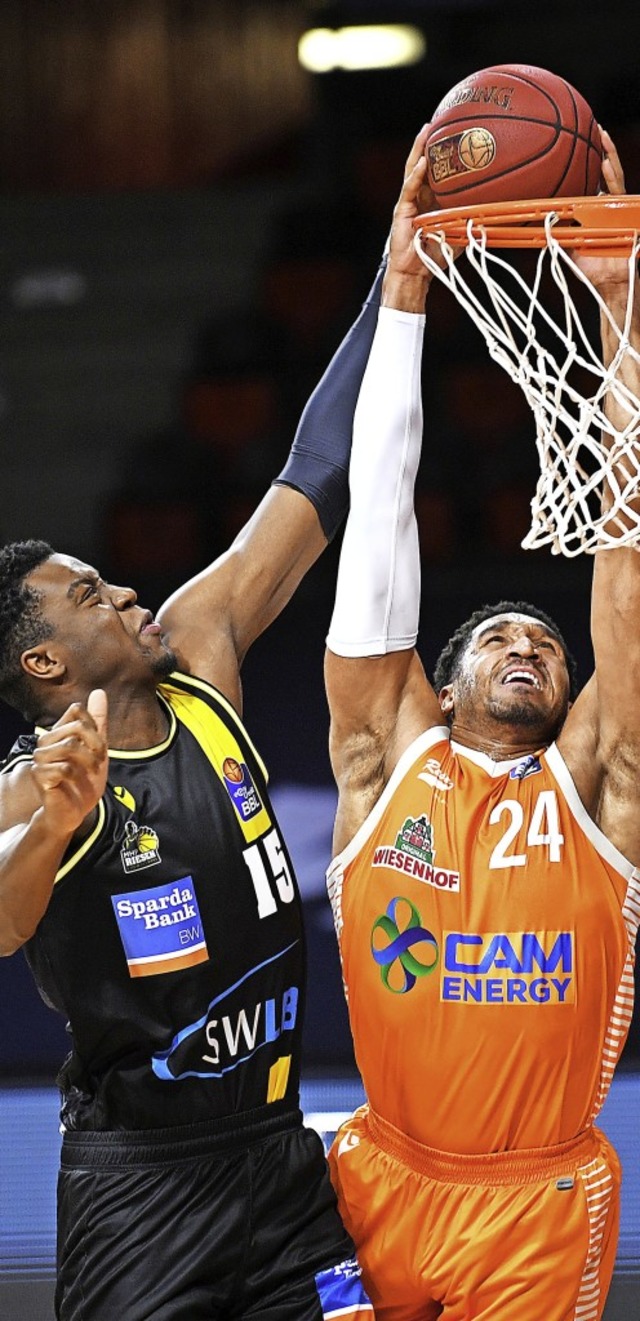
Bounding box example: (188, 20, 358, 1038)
(425, 64, 602, 208)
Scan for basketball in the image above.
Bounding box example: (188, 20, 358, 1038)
(425, 64, 602, 209)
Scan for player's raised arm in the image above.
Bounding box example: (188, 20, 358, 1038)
(0, 690, 108, 954)
(559, 130, 640, 864)
(325, 130, 445, 855)
(156, 223, 393, 709)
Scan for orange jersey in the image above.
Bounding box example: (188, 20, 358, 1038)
(327, 727, 640, 1154)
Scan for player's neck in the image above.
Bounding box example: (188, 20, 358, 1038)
(450, 718, 547, 763)
(96, 685, 171, 752)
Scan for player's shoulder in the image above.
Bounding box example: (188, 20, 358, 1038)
(0, 732, 37, 773)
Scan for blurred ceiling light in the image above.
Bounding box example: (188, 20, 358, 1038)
(298, 24, 426, 73)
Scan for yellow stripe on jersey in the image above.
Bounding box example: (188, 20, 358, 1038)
(161, 681, 272, 844)
(164, 671, 269, 783)
(267, 1055, 291, 1102)
(55, 800, 106, 884)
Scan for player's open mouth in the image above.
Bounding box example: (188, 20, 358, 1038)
(501, 668, 541, 689)
(140, 611, 162, 636)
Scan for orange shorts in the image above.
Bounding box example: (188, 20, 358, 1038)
(328, 1106, 621, 1321)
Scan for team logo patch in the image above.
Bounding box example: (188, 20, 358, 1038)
(441, 930, 575, 1005)
(371, 897, 439, 994)
(510, 754, 542, 780)
(112, 875, 208, 977)
(222, 756, 263, 823)
(120, 821, 161, 874)
(372, 814, 460, 892)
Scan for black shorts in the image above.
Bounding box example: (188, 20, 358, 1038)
(56, 1101, 368, 1320)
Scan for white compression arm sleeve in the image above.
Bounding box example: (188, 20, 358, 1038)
(327, 305, 425, 657)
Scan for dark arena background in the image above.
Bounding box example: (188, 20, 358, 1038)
(0, 2, 639, 1316)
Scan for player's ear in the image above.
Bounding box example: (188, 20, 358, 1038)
(439, 685, 454, 716)
(20, 643, 67, 682)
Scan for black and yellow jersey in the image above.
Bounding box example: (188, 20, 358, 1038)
(4, 672, 307, 1131)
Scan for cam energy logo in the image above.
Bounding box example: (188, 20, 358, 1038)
(441, 930, 575, 1005)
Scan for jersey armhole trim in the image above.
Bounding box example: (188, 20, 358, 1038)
(328, 724, 450, 878)
(544, 742, 637, 882)
(0, 753, 35, 776)
(54, 799, 107, 884)
(162, 670, 269, 782)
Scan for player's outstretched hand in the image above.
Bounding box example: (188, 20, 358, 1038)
(32, 689, 109, 837)
(386, 124, 462, 295)
(572, 129, 630, 293)
(386, 124, 437, 282)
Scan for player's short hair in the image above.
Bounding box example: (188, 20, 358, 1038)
(432, 599, 579, 702)
(0, 540, 55, 718)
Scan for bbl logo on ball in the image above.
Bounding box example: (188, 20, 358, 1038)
(429, 127, 496, 184)
(458, 127, 496, 172)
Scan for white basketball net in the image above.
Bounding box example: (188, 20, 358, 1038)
(414, 216, 640, 555)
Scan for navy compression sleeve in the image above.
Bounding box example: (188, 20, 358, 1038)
(273, 256, 386, 542)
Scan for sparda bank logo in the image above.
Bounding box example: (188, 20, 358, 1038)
(371, 896, 439, 994)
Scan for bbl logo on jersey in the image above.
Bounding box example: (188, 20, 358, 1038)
(112, 874, 208, 977)
(222, 756, 263, 823)
(120, 820, 161, 873)
(372, 812, 461, 892)
(510, 755, 542, 781)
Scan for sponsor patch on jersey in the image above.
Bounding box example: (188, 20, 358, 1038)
(417, 758, 454, 792)
(441, 929, 575, 1005)
(120, 821, 161, 873)
(151, 942, 300, 1081)
(222, 756, 264, 823)
(315, 1257, 374, 1318)
(510, 754, 542, 781)
(112, 875, 208, 977)
(371, 896, 439, 994)
(372, 814, 460, 892)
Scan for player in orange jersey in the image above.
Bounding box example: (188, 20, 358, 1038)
(323, 128, 639, 1320)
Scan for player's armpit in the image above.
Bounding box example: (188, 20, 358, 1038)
(326, 649, 441, 853)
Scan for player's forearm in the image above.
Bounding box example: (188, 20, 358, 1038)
(0, 809, 72, 955)
(273, 256, 388, 540)
(598, 276, 640, 521)
(327, 306, 424, 656)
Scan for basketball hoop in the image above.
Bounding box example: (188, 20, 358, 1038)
(413, 195, 640, 556)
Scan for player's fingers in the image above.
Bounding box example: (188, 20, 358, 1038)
(599, 127, 626, 195)
(51, 702, 86, 729)
(87, 688, 108, 740)
(404, 123, 431, 179)
(401, 153, 429, 203)
(35, 761, 73, 791)
(36, 721, 104, 757)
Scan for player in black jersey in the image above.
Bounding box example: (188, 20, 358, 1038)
(0, 129, 434, 1320)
